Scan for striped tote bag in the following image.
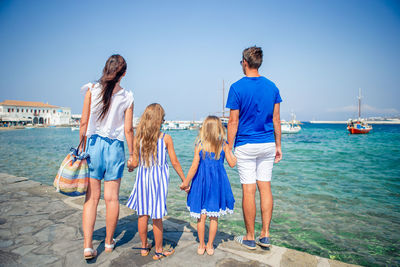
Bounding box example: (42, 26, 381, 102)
(54, 138, 90, 196)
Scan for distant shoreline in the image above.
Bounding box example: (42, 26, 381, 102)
(309, 120, 400, 125)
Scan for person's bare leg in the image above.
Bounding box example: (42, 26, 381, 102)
(83, 178, 101, 252)
(138, 215, 149, 251)
(206, 217, 218, 251)
(242, 183, 257, 240)
(152, 219, 164, 253)
(257, 181, 273, 238)
(104, 178, 121, 246)
(197, 214, 207, 249)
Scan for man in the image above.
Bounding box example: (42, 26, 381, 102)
(226, 46, 282, 249)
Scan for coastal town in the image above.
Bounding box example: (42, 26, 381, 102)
(1, 99, 399, 130)
(0, 99, 203, 129)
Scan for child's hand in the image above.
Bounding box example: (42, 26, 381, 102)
(184, 186, 190, 193)
(230, 150, 237, 166)
(179, 183, 186, 190)
(180, 182, 189, 191)
(127, 157, 135, 172)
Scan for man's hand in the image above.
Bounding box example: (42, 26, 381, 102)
(275, 146, 282, 163)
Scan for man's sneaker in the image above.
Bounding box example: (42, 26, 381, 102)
(235, 236, 256, 250)
(256, 236, 271, 247)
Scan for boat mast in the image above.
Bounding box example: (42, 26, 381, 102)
(222, 80, 225, 117)
(358, 88, 362, 121)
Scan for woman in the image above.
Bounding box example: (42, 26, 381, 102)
(79, 54, 134, 259)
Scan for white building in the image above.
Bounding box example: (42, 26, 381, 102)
(0, 100, 71, 126)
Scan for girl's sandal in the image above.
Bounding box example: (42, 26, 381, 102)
(105, 238, 116, 253)
(152, 249, 175, 260)
(197, 246, 206, 255)
(141, 244, 152, 256)
(83, 248, 97, 260)
(206, 247, 215, 256)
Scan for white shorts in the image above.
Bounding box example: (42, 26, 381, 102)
(234, 143, 276, 184)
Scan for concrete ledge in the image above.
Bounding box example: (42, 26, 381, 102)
(0, 173, 360, 267)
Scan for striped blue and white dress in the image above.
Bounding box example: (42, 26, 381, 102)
(126, 133, 169, 219)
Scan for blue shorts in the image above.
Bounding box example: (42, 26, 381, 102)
(86, 135, 125, 181)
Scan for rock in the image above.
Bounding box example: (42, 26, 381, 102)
(12, 244, 37, 255)
(216, 258, 268, 267)
(0, 240, 14, 248)
(280, 249, 318, 267)
(0, 249, 20, 266)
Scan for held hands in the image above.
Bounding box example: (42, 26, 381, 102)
(127, 156, 135, 172)
(275, 146, 282, 163)
(180, 181, 190, 193)
(230, 150, 237, 166)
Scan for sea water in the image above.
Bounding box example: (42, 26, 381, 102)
(0, 124, 399, 266)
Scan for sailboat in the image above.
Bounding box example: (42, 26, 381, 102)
(347, 89, 372, 134)
(281, 112, 302, 134)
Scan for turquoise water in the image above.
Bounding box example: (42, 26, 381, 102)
(1, 124, 399, 266)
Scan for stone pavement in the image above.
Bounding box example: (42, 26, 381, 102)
(0, 173, 359, 267)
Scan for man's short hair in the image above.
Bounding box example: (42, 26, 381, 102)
(242, 46, 263, 69)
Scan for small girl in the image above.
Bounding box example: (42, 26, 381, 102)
(126, 103, 186, 260)
(180, 116, 236, 255)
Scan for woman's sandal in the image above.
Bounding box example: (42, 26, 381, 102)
(83, 248, 97, 260)
(141, 243, 152, 256)
(205, 246, 215, 256)
(105, 238, 116, 253)
(152, 249, 175, 260)
(197, 246, 206, 255)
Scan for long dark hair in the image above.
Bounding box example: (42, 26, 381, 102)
(97, 54, 127, 120)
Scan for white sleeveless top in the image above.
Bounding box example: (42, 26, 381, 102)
(82, 82, 134, 141)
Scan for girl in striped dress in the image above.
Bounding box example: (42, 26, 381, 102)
(126, 103, 186, 260)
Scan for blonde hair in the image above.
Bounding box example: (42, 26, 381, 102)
(135, 103, 165, 167)
(197, 116, 226, 160)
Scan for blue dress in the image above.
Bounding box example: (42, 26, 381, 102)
(186, 149, 235, 218)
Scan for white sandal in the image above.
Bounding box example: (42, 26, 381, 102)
(105, 238, 116, 253)
(84, 248, 97, 260)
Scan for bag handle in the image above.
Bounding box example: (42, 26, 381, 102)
(76, 136, 87, 153)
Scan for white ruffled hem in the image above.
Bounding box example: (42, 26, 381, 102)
(187, 206, 234, 219)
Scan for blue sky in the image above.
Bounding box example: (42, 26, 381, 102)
(0, 0, 399, 121)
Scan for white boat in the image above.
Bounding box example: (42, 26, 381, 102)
(281, 123, 301, 134)
(162, 121, 189, 131)
(71, 126, 79, 131)
(281, 112, 301, 134)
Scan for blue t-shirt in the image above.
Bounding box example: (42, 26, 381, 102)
(226, 76, 282, 147)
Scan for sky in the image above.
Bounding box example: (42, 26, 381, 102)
(0, 0, 399, 121)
